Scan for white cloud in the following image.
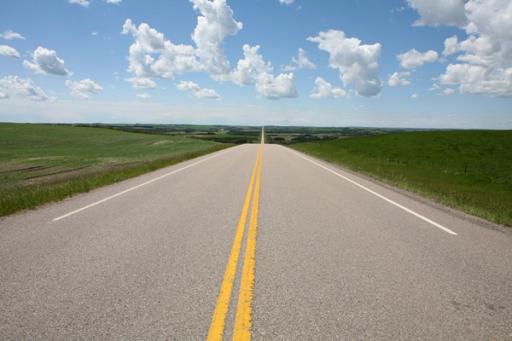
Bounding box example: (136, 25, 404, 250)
(0, 75, 49, 101)
(127, 77, 157, 89)
(255, 72, 297, 99)
(0, 45, 20, 58)
(176, 80, 220, 99)
(283, 48, 315, 71)
(230, 44, 297, 99)
(279, 0, 295, 5)
(120, 0, 242, 80)
(439, 63, 512, 97)
(410, 0, 512, 97)
(91, 31, 98, 36)
(190, 0, 243, 78)
(0, 30, 25, 40)
(122, 19, 202, 80)
(104, 0, 122, 4)
(0, 91, 9, 99)
(307, 30, 382, 97)
(443, 87, 456, 95)
(310, 77, 346, 98)
(69, 0, 90, 7)
(65, 79, 103, 98)
(411, 92, 419, 99)
(465, 0, 512, 41)
(388, 71, 411, 86)
(230, 45, 272, 86)
(397, 49, 438, 69)
(122, 1, 296, 100)
(136, 93, 151, 99)
(443, 35, 459, 56)
(23, 46, 72, 76)
(407, 0, 467, 26)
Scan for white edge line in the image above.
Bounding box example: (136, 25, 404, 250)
(52, 147, 236, 222)
(286, 148, 457, 236)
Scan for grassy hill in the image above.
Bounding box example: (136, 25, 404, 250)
(292, 131, 512, 226)
(0, 123, 229, 217)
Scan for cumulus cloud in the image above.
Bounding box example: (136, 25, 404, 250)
(65, 79, 103, 98)
(0, 75, 49, 101)
(69, 0, 90, 7)
(283, 48, 315, 71)
(407, 0, 467, 27)
(397, 49, 438, 69)
(23, 46, 72, 76)
(411, 92, 419, 99)
(121, 19, 202, 79)
(0, 45, 20, 58)
(255, 73, 297, 99)
(122, 0, 297, 100)
(0, 91, 9, 99)
(121, 0, 241, 81)
(443, 35, 459, 56)
(0, 30, 25, 40)
(104, 0, 122, 4)
(310, 77, 346, 98)
(190, 0, 243, 78)
(176, 80, 220, 99)
(410, 0, 512, 97)
(307, 30, 382, 97)
(388, 71, 411, 86)
(122, 0, 296, 99)
(439, 63, 512, 97)
(127, 77, 157, 89)
(230, 44, 297, 99)
(230, 45, 272, 86)
(279, 0, 295, 5)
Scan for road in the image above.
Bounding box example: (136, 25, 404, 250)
(1, 139, 512, 340)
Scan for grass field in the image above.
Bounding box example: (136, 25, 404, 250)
(292, 131, 512, 226)
(0, 123, 230, 217)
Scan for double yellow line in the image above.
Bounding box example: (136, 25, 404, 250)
(207, 142, 263, 341)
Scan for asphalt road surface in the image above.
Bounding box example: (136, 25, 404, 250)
(1, 141, 512, 340)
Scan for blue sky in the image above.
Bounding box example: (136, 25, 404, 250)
(0, 0, 511, 128)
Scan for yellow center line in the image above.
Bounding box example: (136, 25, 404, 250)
(233, 144, 263, 341)
(206, 146, 262, 341)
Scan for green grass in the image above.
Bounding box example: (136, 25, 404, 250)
(292, 131, 512, 226)
(0, 123, 231, 217)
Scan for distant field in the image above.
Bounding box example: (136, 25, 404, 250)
(78, 123, 414, 145)
(292, 131, 512, 226)
(0, 123, 229, 217)
(79, 123, 263, 144)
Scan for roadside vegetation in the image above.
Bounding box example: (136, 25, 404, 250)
(291, 131, 512, 227)
(4, 123, 510, 226)
(0, 123, 230, 217)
